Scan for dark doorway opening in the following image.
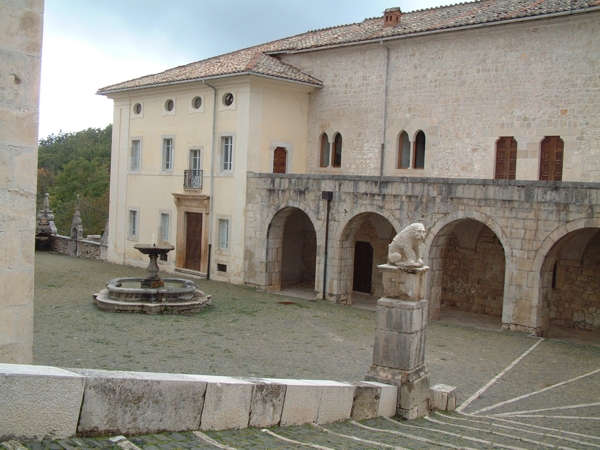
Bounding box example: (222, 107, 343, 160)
(353, 241, 373, 294)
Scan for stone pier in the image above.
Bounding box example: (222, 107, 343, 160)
(365, 264, 431, 420)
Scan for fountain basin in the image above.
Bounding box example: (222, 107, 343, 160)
(93, 277, 211, 315)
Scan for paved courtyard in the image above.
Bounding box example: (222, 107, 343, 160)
(15, 252, 600, 449)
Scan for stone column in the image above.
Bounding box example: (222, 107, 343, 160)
(365, 264, 430, 419)
(0, 0, 44, 363)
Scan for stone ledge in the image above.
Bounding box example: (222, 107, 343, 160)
(0, 364, 399, 441)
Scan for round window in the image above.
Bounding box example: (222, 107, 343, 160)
(133, 103, 142, 115)
(192, 96, 202, 109)
(222, 93, 234, 106)
(165, 99, 174, 111)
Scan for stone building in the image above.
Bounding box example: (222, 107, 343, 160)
(99, 0, 600, 337)
(0, 0, 44, 363)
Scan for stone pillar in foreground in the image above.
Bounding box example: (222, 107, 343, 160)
(366, 264, 430, 419)
(365, 223, 430, 419)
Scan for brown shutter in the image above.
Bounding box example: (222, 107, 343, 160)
(273, 147, 286, 173)
(495, 137, 517, 180)
(540, 136, 564, 181)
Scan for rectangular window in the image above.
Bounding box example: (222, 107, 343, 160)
(190, 149, 201, 170)
(219, 219, 229, 250)
(129, 210, 138, 238)
(160, 213, 170, 243)
(131, 139, 141, 170)
(221, 136, 233, 172)
(163, 138, 173, 171)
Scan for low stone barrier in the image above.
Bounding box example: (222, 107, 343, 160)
(0, 364, 397, 441)
(43, 235, 107, 260)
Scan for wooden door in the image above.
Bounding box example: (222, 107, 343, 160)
(495, 137, 517, 179)
(353, 241, 373, 294)
(273, 147, 287, 173)
(540, 136, 564, 181)
(185, 213, 202, 271)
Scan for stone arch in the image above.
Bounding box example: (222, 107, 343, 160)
(265, 205, 319, 294)
(534, 218, 600, 336)
(328, 208, 398, 304)
(426, 211, 510, 324)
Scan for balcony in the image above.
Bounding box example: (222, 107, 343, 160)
(184, 170, 203, 190)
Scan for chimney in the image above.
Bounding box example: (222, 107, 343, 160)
(383, 7, 402, 28)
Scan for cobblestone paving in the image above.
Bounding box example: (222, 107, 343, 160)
(4, 253, 598, 449)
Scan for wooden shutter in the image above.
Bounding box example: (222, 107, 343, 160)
(540, 136, 564, 181)
(273, 147, 286, 173)
(495, 137, 517, 179)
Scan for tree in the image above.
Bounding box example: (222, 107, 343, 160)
(37, 125, 112, 236)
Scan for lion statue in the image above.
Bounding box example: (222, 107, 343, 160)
(387, 223, 426, 267)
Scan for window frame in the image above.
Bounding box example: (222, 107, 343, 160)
(397, 131, 411, 169)
(162, 136, 174, 172)
(218, 218, 230, 251)
(159, 211, 171, 244)
(320, 133, 330, 168)
(130, 138, 142, 172)
(333, 133, 343, 168)
(219, 134, 234, 174)
(128, 208, 139, 241)
(413, 130, 426, 169)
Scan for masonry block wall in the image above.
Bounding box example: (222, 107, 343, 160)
(245, 173, 600, 335)
(550, 232, 600, 331)
(0, 0, 44, 363)
(441, 229, 505, 317)
(284, 12, 600, 181)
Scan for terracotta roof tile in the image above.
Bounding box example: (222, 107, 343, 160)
(98, 0, 598, 94)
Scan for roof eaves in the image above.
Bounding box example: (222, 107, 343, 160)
(97, 70, 321, 96)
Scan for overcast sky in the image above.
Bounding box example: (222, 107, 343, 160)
(39, 0, 455, 139)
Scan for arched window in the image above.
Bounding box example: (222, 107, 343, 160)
(320, 134, 330, 167)
(539, 136, 564, 181)
(398, 131, 410, 169)
(333, 133, 343, 168)
(495, 137, 517, 179)
(413, 131, 425, 169)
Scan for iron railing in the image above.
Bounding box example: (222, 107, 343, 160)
(184, 170, 203, 189)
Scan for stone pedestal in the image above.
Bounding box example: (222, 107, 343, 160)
(365, 264, 431, 419)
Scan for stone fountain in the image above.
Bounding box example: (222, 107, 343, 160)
(93, 244, 211, 314)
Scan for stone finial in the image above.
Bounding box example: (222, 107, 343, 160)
(70, 194, 84, 240)
(36, 193, 57, 238)
(387, 223, 426, 268)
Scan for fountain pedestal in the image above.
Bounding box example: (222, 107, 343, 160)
(134, 244, 173, 288)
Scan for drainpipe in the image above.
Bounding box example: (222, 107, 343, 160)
(322, 191, 333, 300)
(204, 80, 218, 280)
(380, 41, 390, 178)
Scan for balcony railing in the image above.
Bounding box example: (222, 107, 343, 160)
(184, 170, 203, 189)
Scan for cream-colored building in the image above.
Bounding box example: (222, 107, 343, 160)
(100, 0, 600, 336)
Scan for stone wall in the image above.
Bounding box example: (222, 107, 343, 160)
(441, 229, 505, 317)
(550, 232, 600, 331)
(0, 0, 44, 363)
(245, 173, 600, 334)
(285, 12, 600, 181)
(47, 235, 107, 260)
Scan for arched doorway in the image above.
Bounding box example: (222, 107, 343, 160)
(429, 219, 506, 329)
(540, 228, 600, 339)
(338, 213, 396, 306)
(265, 207, 317, 296)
